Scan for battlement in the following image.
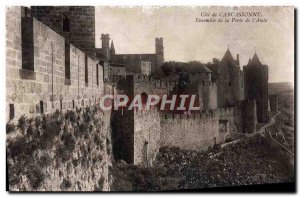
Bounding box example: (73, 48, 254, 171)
(131, 74, 177, 88)
(134, 108, 160, 117)
(162, 111, 217, 121)
(218, 107, 235, 116)
(155, 37, 163, 43)
(101, 34, 110, 39)
(197, 81, 217, 87)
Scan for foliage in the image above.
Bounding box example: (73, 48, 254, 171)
(6, 121, 16, 134)
(111, 136, 294, 191)
(60, 178, 72, 190)
(7, 105, 105, 190)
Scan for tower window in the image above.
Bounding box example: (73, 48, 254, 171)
(40, 101, 44, 114)
(60, 99, 63, 110)
(228, 82, 231, 87)
(96, 64, 99, 86)
(9, 104, 14, 120)
(85, 57, 88, 86)
(63, 15, 70, 32)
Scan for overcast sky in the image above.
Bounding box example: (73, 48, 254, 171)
(95, 6, 294, 83)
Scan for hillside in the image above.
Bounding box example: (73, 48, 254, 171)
(268, 82, 294, 95)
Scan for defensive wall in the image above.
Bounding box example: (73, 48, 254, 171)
(6, 6, 104, 122)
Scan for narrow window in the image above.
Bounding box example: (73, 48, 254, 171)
(63, 15, 70, 32)
(85, 57, 88, 86)
(96, 64, 99, 86)
(228, 82, 231, 87)
(65, 43, 71, 85)
(72, 100, 75, 109)
(9, 104, 14, 120)
(60, 99, 63, 110)
(40, 101, 44, 114)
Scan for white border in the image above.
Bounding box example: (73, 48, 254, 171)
(1, 0, 298, 196)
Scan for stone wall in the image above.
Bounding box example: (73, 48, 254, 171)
(198, 82, 218, 110)
(241, 99, 257, 133)
(134, 109, 161, 166)
(6, 7, 104, 121)
(112, 54, 157, 74)
(160, 113, 220, 151)
(6, 6, 109, 191)
(140, 61, 151, 76)
(30, 6, 96, 59)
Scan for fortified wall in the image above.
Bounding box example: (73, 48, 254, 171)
(110, 75, 176, 165)
(6, 6, 109, 191)
(6, 7, 104, 122)
(160, 112, 220, 151)
(198, 81, 218, 110)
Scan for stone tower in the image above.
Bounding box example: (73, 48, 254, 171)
(30, 6, 96, 59)
(100, 34, 111, 82)
(243, 52, 269, 123)
(101, 34, 110, 61)
(217, 48, 243, 108)
(155, 38, 164, 72)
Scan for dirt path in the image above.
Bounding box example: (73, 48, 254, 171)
(245, 112, 281, 137)
(221, 112, 280, 148)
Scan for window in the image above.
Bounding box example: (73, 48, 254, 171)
(96, 64, 99, 86)
(72, 100, 75, 109)
(228, 81, 231, 87)
(85, 57, 88, 86)
(60, 99, 63, 110)
(40, 101, 44, 114)
(63, 15, 70, 32)
(9, 104, 14, 120)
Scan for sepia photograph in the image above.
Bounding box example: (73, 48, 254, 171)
(5, 5, 295, 192)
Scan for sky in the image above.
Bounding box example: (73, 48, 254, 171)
(95, 6, 294, 83)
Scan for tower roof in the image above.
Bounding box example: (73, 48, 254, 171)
(221, 48, 235, 63)
(111, 40, 115, 49)
(251, 52, 262, 65)
(247, 57, 252, 65)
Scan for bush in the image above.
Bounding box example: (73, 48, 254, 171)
(60, 178, 72, 190)
(94, 135, 102, 146)
(38, 153, 52, 168)
(25, 165, 45, 189)
(6, 122, 16, 134)
(18, 115, 27, 132)
(98, 176, 105, 189)
(65, 110, 77, 122)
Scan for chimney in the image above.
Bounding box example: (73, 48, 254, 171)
(236, 54, 240, 65)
